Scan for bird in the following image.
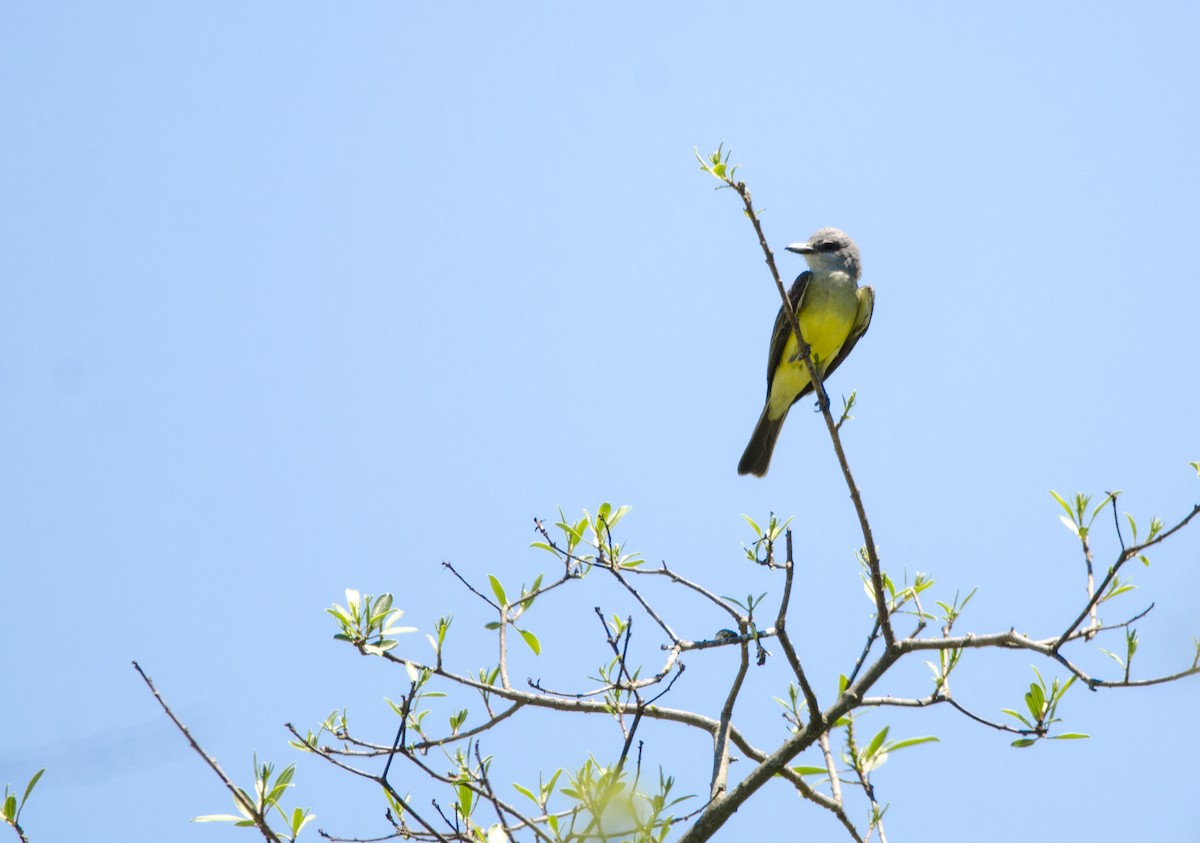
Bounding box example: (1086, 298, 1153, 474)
(737, 227, 874, 477)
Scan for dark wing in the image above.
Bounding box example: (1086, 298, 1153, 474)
(817, 284, 874, 386)
(762, 271, 811, 396)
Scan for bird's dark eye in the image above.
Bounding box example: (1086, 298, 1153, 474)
(817, 241, 840, 253)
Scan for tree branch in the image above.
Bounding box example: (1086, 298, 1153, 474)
(133, 661, 283, 843)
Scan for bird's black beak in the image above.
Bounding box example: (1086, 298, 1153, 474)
(784, 242, 814, 255)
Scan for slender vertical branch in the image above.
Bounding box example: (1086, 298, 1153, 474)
(819, 732, 843, 806)
(775, 530, 822, 721)
(1083, 532, 1098, 638)
(709, 165, 894, 648)
(710, 624, 751, 801)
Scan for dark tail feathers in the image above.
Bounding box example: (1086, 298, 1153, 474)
(737, 407, 787, 477)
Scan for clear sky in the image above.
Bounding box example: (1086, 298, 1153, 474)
(3, 3, 1198, 841)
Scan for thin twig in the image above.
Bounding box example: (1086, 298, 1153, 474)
(845, 618, 883, 687)
(604, 564, 683, 645)
(710, 620, 751, 801)
(818, 732, 844, 807)
(133, 661, 283, 843)
(774, 530, 821, 721)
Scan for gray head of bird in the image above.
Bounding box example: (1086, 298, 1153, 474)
(785, 228, 861, 279)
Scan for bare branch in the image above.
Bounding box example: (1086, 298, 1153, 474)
(133, 661, 284, 843)
(710, 620, 751, 801)
(774, 530, 822, 722)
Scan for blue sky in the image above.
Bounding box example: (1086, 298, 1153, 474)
(2, 3, 1198, 841)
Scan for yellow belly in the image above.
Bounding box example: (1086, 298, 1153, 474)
(766, 278, 858, 418)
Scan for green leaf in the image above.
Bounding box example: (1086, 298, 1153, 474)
(791, 765, 829, 776)
(3, 795, 15, 822)
(1000, 708, 1032, 728)
(519, 629, 541, 656)
(457, 781, 474, 816)
(488, 575, 507, 606)
(1010, 738, 1037, 748)
(326, 606, 350, 624)
(192, 814, 248, 823)
(742, 514, 762, 536)
(1057, 674, 1077, 697)
(381, 619, 417, 637)
(1090, 493, 1116, 523)
(1049, 732, 1090, 740)
(862, 577, 877, 603)
(20, 769, 45, 811)
(1025, 686, 1045, 720)
(1048, 490, 1074, 519)
(884, 736, 940, 752)
(864, 727, 889, 760)
(292, 808, 316, 836)
(512, 783, 537, 804)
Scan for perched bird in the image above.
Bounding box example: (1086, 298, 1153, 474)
(737, 228, 874, 477)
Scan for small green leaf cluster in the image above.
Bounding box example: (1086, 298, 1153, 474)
(836, 390, 859, 428)
(519, 759, 688, 843)
(326, 589, 416, 655)
(441, 748, 688, 843)
(1123, 512, 1164, 566)
(1050, 488, 1164, 567)
(193, 755, 315, 841)
(842, 719, 939, 778)
(531, 502, 641, 571)
(442, 741, 498, 840)
(741, 512, 792, 566)
(1100, 628, 1140, 683)
(290, 709, 349, 753)
(926, 589, 976, 691)
(859, 556, 934, 620)
(484, 573, 544, 656)
(386, 666, 448, 735)
(694, 142, 737, 183)
(593, 615, 643, 713)
(783, 677, 938, 785)
(2, 767, 43, 839)
(1050, 490, 1118, 543)
(1002, 667, 1089, 747)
